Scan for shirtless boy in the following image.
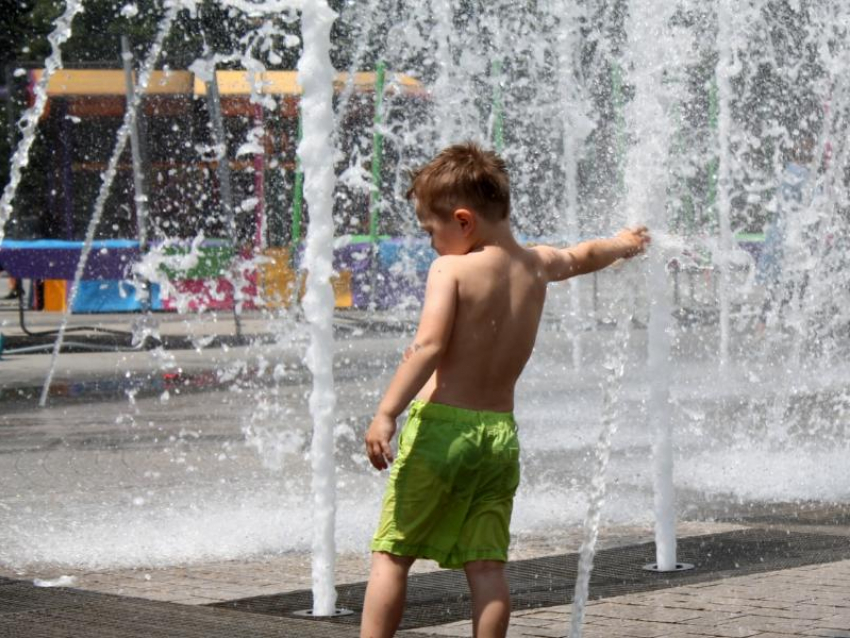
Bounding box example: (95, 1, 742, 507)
(361, 142, 649, 638)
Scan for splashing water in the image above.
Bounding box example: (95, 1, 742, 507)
(38, 2, 181, 408)
(298, 0, 340, 617)
(622, 0, 689, 572)
(0, 0, 84, 243)
(3, 0, 850, 612)
(714, 0, 739, 369)
(569, 279, 633, 638)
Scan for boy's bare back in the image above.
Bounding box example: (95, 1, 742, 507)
(415, 244, 548, 412)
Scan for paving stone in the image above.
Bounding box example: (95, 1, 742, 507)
(676, 610, 749, 626)
(587, 601, 704, 623)
(510, 616, 558, 628)
(800, 593, 850, 607)
(503, 626, 566, 638)
(671, 624, 763, 637)
(588, 617, 689, 637)
(814, 614, 850, 630)
(802, 630, 850, 638)
(169, 596, 226, 606)
(521, 611, 571, 621)
(408, 626, 470, 637)
(716, 614, 818, 634)
(713, 596, 798, 611)
(762, 606, 836, 621)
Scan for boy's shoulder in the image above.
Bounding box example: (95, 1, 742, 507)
(427, 246, 549, 289)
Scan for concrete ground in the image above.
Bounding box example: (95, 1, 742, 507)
(1, 274, 849, 637)
(420, 561, 850, 638)
(2, 529, 848, 638)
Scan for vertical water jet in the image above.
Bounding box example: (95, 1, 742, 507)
(298, 0, 340, 617)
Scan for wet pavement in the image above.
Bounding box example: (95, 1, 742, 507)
(1, 525, 850, 637)
(1, 280, 849, 636)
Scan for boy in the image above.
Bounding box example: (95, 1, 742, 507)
(361, 142, 649, 638)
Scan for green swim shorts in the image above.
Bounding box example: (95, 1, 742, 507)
(370, 400, 521, 569)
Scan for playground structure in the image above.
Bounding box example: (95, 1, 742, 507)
(0, 66, 431, 313)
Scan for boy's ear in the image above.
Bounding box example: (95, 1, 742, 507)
(453, 208, 475, 236)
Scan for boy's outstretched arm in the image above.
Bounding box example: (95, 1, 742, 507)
(535, 226, 650, 282)
(365, 257, 458, 470)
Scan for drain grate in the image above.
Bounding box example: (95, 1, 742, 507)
(212, 528, 850, 630)
(0, 582, 105, 615)
(0, 595, 359, 638)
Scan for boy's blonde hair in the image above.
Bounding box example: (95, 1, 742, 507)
(406, 142, 510, 222)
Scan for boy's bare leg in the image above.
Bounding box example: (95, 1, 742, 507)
(464, 560, 510, 638)
(360, 551, 415, 638)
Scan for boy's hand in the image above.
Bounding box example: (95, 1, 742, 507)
(365, 413, 397, 470)
(617, 226, 650, 258)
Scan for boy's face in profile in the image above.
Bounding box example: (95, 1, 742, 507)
(415, 203, 472, 256)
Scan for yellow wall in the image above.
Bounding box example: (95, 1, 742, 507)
(259, 248, 352, 309)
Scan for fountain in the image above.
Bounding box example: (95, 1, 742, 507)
(296, 0, 341, 617)
(1, 0, 850, 634)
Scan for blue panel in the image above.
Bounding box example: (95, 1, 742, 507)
(71, 280, 162, 313)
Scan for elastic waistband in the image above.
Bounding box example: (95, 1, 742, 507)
(409, 400, 516, 428)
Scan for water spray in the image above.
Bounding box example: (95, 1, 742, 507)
(0, 0, 84, 243)
(568, 281, 631, 637)
(296, 0, 349, 618)
(39, 2, 181, 408)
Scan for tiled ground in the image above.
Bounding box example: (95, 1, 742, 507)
(11, 521, 849, 638)
(408, 559, 850, 638)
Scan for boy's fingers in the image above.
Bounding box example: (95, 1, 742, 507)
(381, 440, 394, 465)
(369, 449, 386, 470)
(366, 440, 381, 469)
(366, 438, 391, 470)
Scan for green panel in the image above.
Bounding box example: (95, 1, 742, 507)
(369, 61, 387, 244)
(160, 245, 235, 279)
(342, 234, 389, 244)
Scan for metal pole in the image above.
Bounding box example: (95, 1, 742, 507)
(611, 62, 627, 195)
(706, 79, 719, 225)
(368, 62, 386, 308)
(121, 36, 149, 251)
(368, 61, 386, 244)
(121, 35, 151, 314)
(205, 68, 235, 235)
(59, 100, 75, 239)
(253, 102, 266, 249)
(291, 107, 304, 252)
(205, 67, 242, 337)
(286, 106, 305, 307)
